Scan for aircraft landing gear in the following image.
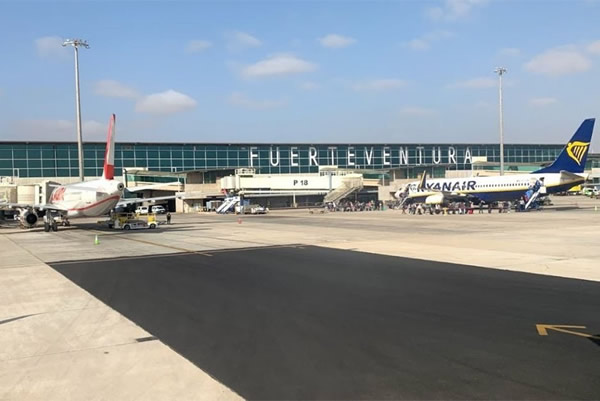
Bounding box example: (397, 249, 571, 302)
(43, 214, 59, 232)
(62, 218, 70, 227)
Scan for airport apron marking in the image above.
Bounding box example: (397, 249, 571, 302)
(536, 324, 600, 340)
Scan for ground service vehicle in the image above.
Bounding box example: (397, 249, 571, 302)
(151, 205, 166, 214)
(106, 213, 158, 230)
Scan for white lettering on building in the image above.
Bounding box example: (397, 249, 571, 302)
(399, 147, 408, 165)
(244, 145, 482, 168)
(290, 147, 299, 167)
(416, 146, 424, 165)
(269, 147, 280, 167)
(463, 147, 472, 165)
(383, 146, 391, 166)
(347, 147, 355, 166)
(309, 147, 318, 166)
(448, 146, 457, 165)
(328, 146, 337, 165)
(250, 147, 258, 167)
(364, 147, 374, 165)
(432, 147, 441, 164)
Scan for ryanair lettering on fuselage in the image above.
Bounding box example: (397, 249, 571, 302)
(409, 180, 477, 192)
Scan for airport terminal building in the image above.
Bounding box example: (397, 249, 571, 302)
(1, 141, 599, 211)
(0, 141, 589, 178)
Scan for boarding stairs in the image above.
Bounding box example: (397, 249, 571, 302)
(324, 177, 363, 203)
(216, 196, 240, 214)
(524, 180, 545, 210)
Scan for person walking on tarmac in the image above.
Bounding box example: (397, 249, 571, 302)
(166, 211, 172, 224)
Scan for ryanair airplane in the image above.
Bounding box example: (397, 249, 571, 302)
(396, 118, 595, 205)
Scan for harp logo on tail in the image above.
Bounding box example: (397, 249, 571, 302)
(566, 141, 589, 166)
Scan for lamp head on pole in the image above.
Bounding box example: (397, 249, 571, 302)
(62, 39, 90, 49)
(494, 67, 507, 76)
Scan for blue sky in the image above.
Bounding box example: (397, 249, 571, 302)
(1, 0, 599, 150)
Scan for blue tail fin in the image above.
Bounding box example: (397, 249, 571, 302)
(534, 119, 595, 174)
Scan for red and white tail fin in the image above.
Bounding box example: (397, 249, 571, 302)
(102, 114, 116, 180)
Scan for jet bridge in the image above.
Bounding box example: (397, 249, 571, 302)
(219, 168, 365, 206)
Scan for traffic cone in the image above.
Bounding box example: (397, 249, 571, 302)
(94, 234, 100, 245)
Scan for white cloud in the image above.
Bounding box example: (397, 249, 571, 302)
(12, 119, 106, 141)
(498, 47, 520, 57)
(94, 80, 140, 99)
(186, 39, 212, 53)
(227, 31, 262, 50)
(35, 36, 69, 59)
(448, 77, 496, 88)
(426, 0, 488, 21)
(524, 47, 591, 76)
(352, 79, 407, 91)
(228, 92, 286, 110)
(82, 120, 108, 138)
(406, 39, 429, 51)
(299, 81, 320, 91)
(242, 54, 317, 78)
(529, 97, 558, 106)
(318, 34, 356, 48)
(405, 30, 453, 51)
(135, 90, 197, 115)
(400, 107, 434, 116)
(587, 40, 600, 54)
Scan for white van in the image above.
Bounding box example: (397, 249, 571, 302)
(151, 205, 166, 214)
(135, 206, 149, 215)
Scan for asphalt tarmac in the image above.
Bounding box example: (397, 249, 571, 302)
(51, 246, 600, 400)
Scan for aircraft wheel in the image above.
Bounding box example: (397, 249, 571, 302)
(51, 222, 58, 232)
(44, 222, 50, 232)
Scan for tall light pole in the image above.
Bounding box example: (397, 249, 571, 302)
(62, 39, 89, 181)
(494, 67, 507, 176)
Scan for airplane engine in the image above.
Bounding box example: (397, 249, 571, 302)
(425, 194, 444, 204)
(20, 209, 38, 228)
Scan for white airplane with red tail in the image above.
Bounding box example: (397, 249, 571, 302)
(1, 114, 179, 231)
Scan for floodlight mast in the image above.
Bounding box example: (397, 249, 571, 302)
(494, 67, 507, 176)
(62, 39, 90, 181)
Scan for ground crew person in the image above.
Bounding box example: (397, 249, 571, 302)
(166, 212, 171, 224)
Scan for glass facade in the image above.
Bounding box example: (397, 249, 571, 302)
(0, 141, 579, 178)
